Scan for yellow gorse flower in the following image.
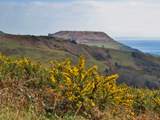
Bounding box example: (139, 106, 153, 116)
(49, 56, 123, 110)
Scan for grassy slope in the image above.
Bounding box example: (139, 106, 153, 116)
(82, 41, 136, 52)
(0, 34, 160, 88)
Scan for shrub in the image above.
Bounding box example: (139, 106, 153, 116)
(0, 54, 48, 87)
(49, 57, 134, 118)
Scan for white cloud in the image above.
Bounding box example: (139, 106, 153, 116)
(0, 0, 160, 38)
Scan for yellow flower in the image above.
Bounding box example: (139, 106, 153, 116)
(50, 75, 56, 83)
(79, 56, 85, 69)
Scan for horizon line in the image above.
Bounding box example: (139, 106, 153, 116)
(1, 30, 160, 40)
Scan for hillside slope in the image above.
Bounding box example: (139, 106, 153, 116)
(0, 33, 160, 89)
(0, 31, 5, 35)
(49, 31, 137, 52)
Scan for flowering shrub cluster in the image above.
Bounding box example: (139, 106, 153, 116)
(49, 57, 132, 112)
(0, 54, 48, 86)
(0, 54, 159, 119)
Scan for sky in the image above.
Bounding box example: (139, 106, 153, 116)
(0, 0, 160, 38)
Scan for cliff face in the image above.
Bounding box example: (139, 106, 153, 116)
(49, 31, 137, 52)
(50, 31, 112, 43)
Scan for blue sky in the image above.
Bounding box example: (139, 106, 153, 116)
(2, 0, 74, 2)
(0, 0, 160, 38)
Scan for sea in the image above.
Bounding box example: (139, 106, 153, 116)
(118, 40, 160, 56)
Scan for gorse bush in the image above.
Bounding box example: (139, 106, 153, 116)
(49, 57, 119, 112)
(0, 54, 48, 86)
(132, 89, 160, 114)
(49, 57, 134, 113)
(0, 54, 159, 119)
